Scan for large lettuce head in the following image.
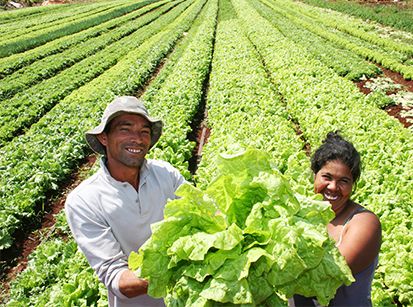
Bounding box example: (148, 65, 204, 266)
(129, 149, 354, 306)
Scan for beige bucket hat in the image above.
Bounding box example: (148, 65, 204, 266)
(85, 96, 163, 155)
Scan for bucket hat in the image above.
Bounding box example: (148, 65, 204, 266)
(85, 96, 163, 155)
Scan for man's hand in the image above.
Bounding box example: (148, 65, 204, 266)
(119, 269, 148, 298)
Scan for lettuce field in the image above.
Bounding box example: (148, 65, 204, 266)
(1, 0, 413, 305)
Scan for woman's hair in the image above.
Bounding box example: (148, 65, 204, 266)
(311, 131, 361, 182)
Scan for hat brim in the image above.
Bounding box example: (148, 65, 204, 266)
(85, 111, 163, 155)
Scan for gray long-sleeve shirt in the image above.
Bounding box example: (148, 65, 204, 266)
(65, 158, 185, 306)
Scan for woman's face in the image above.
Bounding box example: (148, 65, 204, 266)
(314, 159, 354, 213)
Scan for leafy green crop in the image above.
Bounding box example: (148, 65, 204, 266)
(129, 149, 354, 306)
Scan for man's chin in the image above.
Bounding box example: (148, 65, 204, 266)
(122, 157, 146, 168)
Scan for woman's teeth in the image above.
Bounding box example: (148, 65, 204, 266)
(324, 192, 339, 201)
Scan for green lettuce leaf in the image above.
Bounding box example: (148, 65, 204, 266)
(129, 148, 354, 305)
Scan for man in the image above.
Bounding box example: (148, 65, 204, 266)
(65, 96, 185, 306)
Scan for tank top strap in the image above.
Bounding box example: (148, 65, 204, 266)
(343, 207, 369, 226)
(336, 207, 370, 247)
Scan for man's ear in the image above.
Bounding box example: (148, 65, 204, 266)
(96, 133, 108, 147)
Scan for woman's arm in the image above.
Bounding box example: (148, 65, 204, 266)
(337, 211, 381, 274)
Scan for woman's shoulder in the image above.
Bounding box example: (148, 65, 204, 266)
(348, 204, 381, 237)
(340, 204, 382, 274)
(352, 205, 380, 224)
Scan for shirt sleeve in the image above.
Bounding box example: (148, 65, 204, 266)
(64, 191, 129, 300)
(173, 168, 186, 192)
(163, 161, 186, 193)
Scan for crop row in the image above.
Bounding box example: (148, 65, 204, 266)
(6, 1, 217, 304)
(274, 0, 408, 63)
(185, 2, 312, 304)
(196, 0, 310, 192)
(249, 0, 380, 81)
(289, 0, 413, 57)
(0, 0, 129, 40)
(0, 0, 148, 58)
(269, 0, 409, 63)
(300, 0, 413, 41)
(0, 0, 163, 77)
(0, 0, 175, 100)
(142, 0, 218, 178)
(233, 0, 413, 304)
(0, 0, 91, 23)
(0, 0, 190, 146)
(6, 214, 105, 306)
(264, 0, 413, 80)
(0, 0, 205, 251)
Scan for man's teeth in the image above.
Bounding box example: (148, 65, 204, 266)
(127, 148, 142, 153)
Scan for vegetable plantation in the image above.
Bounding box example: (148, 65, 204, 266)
(0, 0, 412, 305)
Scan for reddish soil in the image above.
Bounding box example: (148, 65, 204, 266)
(355, 64, 413, 129)
(358, 0, 413, 7)
(189, 105, 211, 174)
(41, 0, 67, 5)
(380, 65, 413, 93)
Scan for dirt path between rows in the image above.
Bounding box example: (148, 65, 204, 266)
(356, 65, 413, 129)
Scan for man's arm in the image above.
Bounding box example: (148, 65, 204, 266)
(65, 192, 140, 300)
(119, 269, 148, 298)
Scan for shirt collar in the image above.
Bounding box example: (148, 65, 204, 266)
(99, 157, 149, 188)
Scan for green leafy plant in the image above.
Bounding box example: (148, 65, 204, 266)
(130, 149, 354, 306)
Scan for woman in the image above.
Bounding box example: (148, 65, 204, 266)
(292, 132, 382, 306)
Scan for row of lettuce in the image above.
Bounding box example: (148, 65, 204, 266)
(250, 0, 380, 81)
(300, 0, 413, 34)
(262, 0, 413, 80)
(0, 0, 170, 99)
(0, 0, 154, 57)
(0, 0, 127, 41)
(2, 0, 413, 305)
(0, 0, 158, 76)
(0, 0, 191, 146)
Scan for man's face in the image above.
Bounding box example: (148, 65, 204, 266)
(97, 113, 152, 169)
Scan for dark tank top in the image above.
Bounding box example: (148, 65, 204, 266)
(291, 207, 378, 307)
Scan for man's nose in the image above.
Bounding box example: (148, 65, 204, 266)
(130, 131, 144, 142)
